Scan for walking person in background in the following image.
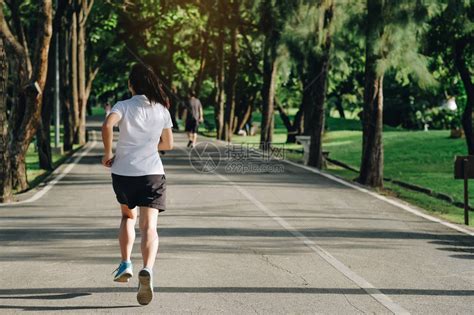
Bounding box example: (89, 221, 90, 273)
(185, 90, 203, 148)
(101, 63, 174, 306)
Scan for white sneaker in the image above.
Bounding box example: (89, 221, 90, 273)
(137, 268, 153, 305)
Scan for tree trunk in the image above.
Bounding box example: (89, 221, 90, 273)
(215, 26, 225, 140)
(260, 39, 277, 149)
(77, 0, 92, 145)
(301, 76, 312, 135)
(277, 100, 304, 144)
(292, 109, 304, 140)
(37, 27, 57, 170)
(308, 3, 333, 169)
(335, 99, 345, 119)
(37, 103, 53, 170)
(276, 102, 297, 143)
(236, 101, 253, 132)
(0, 37, 12, 202)
(224, 4, 239, 142)
(307, 61, 329, 169)
(359, 0, 384, 188)
(70, 10, 80, 145)
(359, 70, 384, 187)
(455, 38, 474, 155)
(77, 15, 86, 145)
(60, 10, 74, 151)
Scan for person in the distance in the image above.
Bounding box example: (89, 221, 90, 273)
(185, 90, 203, 148)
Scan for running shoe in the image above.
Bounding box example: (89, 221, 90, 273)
(137, 268, 153, 305)
(113, 261, 133, 282)
(187, 140, 192, 148)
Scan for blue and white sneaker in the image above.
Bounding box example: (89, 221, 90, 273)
(137, 268, 153, 305)
(113, 261, 133, 282)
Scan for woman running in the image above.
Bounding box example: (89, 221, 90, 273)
(101, 63, 173, 305)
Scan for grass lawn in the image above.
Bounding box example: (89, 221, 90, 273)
(199, 106, 472, 226)
(26, 137, 83, 189)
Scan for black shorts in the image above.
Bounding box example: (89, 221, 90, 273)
(185, 118, 199, 133)
(112, 174, 167, 212)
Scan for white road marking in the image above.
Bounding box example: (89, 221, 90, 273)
(0, 133, 97, 207)
(213, 171, 410, 314)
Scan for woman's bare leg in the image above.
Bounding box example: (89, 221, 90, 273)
(119, 204, 137, 261)
(139, 207, 159, 269)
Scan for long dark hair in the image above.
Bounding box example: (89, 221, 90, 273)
(129, 63, 170, 108)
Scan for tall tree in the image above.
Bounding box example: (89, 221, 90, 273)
(283, 0, 335, 167)
(69, 4, 80, 147)
(60, 1, 75, 152)
(214, 1, 226, 140)
(307, 0, 334, 168)
(0, 37, 10, 202)
(258, 0, 289, 149)
(0, 0, 53, 192)
(359, 0, 385, 187)
(359, 0, 433, 187)
(223, 0, 240, 142)
(76, 0, 94, 145)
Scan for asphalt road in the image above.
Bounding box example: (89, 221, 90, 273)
(0, 129, 473, 314)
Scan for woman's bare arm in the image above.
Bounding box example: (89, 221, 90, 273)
(101, 113, 121, 167)
(158, 128, 174, 151)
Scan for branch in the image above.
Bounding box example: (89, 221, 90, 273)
(79, 0, 94, 25)
(85, 65, 98, 100)
(0, 10, 21, 54)
(0, 4, 28, 69)
(86, 0, 94, 17)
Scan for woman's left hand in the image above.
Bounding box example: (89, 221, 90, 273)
(102, 153, 115, 168)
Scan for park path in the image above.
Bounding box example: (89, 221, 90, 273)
(0, 125, 473, 314)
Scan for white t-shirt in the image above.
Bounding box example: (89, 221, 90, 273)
(110, 94, 173, 176)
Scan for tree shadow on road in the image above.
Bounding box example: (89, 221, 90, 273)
(1, 286, 474, 296)
(0, 290, 140, 312)
(429, 240, 474, 260)
(0, 304, 141, 311)
(0, 293, 90, 300)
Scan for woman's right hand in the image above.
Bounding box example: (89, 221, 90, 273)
(102, 153, 115, 168)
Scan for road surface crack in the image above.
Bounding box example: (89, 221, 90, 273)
(259, 253, 309, 286)
(343, 293, 367, 314)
